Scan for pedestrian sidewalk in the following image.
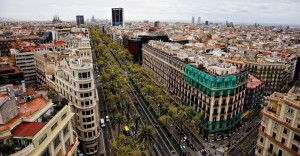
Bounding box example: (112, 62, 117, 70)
(99, 131, 106, 155)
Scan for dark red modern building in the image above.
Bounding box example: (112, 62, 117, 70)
(123, 35, 169, 63)
(0, 64, 24, 85)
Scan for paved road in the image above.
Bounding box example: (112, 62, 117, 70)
(228, 124, 259, 156)
(107, 47, 179, 156)
(128, 88, 178, 156)
(171, 124, 205, 155)
(91, 38, 174, 155)
(90, 39, 113, 156)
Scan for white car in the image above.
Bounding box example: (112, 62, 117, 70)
(105, 116, 110, 122)
(100, 118, 105, 127)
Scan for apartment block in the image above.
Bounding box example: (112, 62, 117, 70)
(34, 50, 56, 85)
(54, 37, 100, 155)
(0, 36, 39, 56)
(107, 22, 299, 95)
(256, 86, 300, 156)
(10, 49, 36, 85)
(142, 41, 248, 141)
(0, 62, 24, 85)
(244, 74, 264, 109)
(0, 85, 78, 156)
(223, 53, 298, 95)
(244, 60, 290, 95)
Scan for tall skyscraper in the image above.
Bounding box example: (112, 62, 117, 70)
(154, 21, 160, 27)
(90, 15, 96, 23)
(192, 16, 195, 24)
(76, 15, 84, 26)
(112, 8, 124, 27)
(198, 17, 201, 24)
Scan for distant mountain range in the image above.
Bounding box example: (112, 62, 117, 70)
(0, 17, 18, 21)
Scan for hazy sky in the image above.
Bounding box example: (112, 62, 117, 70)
(0, 0, 300, 25)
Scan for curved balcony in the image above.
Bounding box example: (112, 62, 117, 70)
(76, 96, 94, 101)
(83, 139, 99, 155)
(11, 143, 34, 156)
(72, 77, 93, 83)
(72, 102, 96, 110)
(76, 122, 98, 132)
(65, 130, 80, 156)
(72, 87, 94, 94)
(78, 130, 100, 142)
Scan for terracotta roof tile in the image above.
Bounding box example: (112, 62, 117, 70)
(11, 122, 46, 137)
(26, 88, 36, 95)
(0, 96, 48, 133)
(247, 74, 263, 89)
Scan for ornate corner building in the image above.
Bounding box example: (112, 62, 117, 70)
(142, 41, 248, 142)
(256, 86, 300, 156)
(54, 37, 100, 155)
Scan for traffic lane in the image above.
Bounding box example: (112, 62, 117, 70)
(101, 123, 111, 156)
(228, 125, 259, 155)
(133, 98, 175, 156)
(129, 86, 178, 156)
(181, 127, 204, 150)
(127, 92, 167, 156)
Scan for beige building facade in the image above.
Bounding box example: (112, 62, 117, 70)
(256, 87, 300, 156)
(142, 41, 248, 141)
(0, 85, 78, 156)
(54, 37, 100, 155)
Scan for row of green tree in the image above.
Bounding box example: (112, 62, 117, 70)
(92, 28, 203, 135)
(90, 27, 156, 155)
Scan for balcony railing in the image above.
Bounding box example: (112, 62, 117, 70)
(65, 130, 80, 156)
(263, 107, 280, 118)
(11, 143, 34, 156)
(79, 87, 92, 91)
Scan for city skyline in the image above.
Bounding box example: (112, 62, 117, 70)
(0, 2, 300, 155)
(0, 0, 300, 25)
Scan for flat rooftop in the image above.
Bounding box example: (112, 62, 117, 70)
(247, 74, 263, 89)
(11, 122, 46, 137)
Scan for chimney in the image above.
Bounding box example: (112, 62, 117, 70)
(6, 85, 15, 99)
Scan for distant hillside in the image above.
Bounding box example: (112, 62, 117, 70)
(0, 17, 18, 21)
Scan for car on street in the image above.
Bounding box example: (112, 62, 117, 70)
(185, 138, 190, 144)
(133, 99, 139, 105)
(105, 116, 110, 122)
(100, 118, 105, 128)
(130, 125, 137, 136)
(180, 145, 187, 154)
(200, 149, 210, 156)
(183, 136, 187, 141)
(123, 125, 130, 136)
(77, 149, 84, 156)
(189, 143, 196, 150)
